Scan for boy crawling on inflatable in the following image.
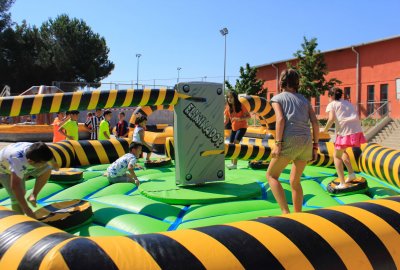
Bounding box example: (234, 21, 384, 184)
(0, 142, 55, 219)
(104, 142, 142, 186)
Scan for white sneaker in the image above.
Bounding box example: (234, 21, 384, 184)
(226, 164, 237, 170)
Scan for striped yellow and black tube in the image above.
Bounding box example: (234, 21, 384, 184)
(239, 95, 276, 136)
(129, 105, 174, 129)
(359, 143, 400, 188)
(47, 141, 75, 168)
(1, 197, 399, 269)
(165, 137, 175, 160)
(66, 138, 131, 166)
(0, 88, 179, 117)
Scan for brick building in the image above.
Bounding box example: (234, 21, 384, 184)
(255, 35, 400, 119)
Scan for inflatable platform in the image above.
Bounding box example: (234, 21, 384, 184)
(0, 84, 399, 269)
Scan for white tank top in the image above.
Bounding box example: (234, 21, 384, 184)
(132, 126, 143, 143)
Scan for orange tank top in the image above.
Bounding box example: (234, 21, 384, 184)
(53, 117, 66, 142)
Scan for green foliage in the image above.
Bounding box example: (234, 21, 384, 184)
(362, 118, 377, 127)
(318, 118, 328, 126)
(290, 37, 341, 98)
(225, 63, 267, 96)
(0, 12, 114, 94)
(0, 0, 14, 31)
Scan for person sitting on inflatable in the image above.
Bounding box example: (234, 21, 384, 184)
(105, 142, 142, 186)
(323, 87, 366, 189)
(0, 142, 55, 218)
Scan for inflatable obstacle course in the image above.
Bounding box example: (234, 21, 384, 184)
(144, 158, 172, 168)
(50, 168, 83, 184)
(34, 199, 93, 230)
(0, 83, 400, 269)
(327, 177, 369, 196)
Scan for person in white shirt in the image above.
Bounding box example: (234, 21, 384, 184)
(323, 87, 366, 189)
(0, 142, 55, 218)
(105, 142, 142, 186)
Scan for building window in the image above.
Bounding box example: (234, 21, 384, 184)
(396, 78, 400, 100)
(315, 95, 320, 115)
(367, 85, 375, 115)
(380, 84, 388, 115)
(344, 87, 351, 101)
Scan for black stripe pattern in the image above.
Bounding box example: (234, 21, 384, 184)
(195, 225, 284, 270)
(128, 234, 205, 270)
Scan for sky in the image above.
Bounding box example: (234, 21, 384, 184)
(10, 0, 400, 89)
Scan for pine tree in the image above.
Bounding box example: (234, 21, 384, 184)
(226, 63, 267, 96)
(290, 37, 341, 98)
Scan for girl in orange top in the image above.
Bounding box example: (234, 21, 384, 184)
(52, 112, 68, 142)
(224, 90, 250, 169)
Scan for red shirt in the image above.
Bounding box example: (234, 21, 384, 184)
(224, 105, 249, 131)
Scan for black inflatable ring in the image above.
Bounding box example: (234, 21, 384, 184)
(35, 199, 93, 230)
(50, 168, 83, 184)
(144, 158, 172, 168)
(248, 160, 269, 170)
(327, 177, 368, 196)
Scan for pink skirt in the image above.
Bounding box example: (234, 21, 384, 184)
(335, 132, 366, 150)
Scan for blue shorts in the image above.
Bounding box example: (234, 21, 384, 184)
(229, 128, 247, 143)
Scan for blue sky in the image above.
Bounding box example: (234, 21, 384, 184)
(10, 0, 400, 88)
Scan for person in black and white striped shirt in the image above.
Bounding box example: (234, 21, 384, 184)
(85, 109, 105, 140)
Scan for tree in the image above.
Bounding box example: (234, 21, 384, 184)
(39, 15, 114, 85)
(290, 37, 341, 98)
(225, 63, 266, 96)
(0, 13, 114, 94)
(0, 0, 14, 32)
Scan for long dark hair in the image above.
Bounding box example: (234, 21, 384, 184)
(280, 69, 299, 92)
(227, 90, 242, 113)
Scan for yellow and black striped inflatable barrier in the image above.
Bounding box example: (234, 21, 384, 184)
(0, 197, 399, 269)
(359, 143, 400, 188)
(0, 88, 179, 117)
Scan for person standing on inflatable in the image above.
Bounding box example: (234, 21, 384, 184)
(224, 90, 250, 169)
(85, 108, 104, 140)
(266, 69, 319, 214)
(105, 142, 142, 186)
(98, 110, 112, 140)
(323, 87, 366, 189)
(52, 111, 68, 143)
(132, 115, 153, 163)
(58, 110, 80, 140)
(0, 142, 54, 218)
(115, 112, 129, 138)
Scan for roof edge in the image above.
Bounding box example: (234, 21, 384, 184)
(254, 34, 400, 69)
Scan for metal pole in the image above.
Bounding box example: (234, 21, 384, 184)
(136, 54, 141, 89)
(223, 33, 227, 92)
(177, 67, 181, 83)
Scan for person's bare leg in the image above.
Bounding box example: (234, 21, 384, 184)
(266, 156, 291, 214)
(290, 160, 307, 213)
(334, 148, 346, 185)
(342, 151, 355, 182)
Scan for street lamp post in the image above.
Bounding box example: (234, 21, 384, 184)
(177, 67, 182, 83)
(220, 27, 228, 92)
(136, 53, 141, 89)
